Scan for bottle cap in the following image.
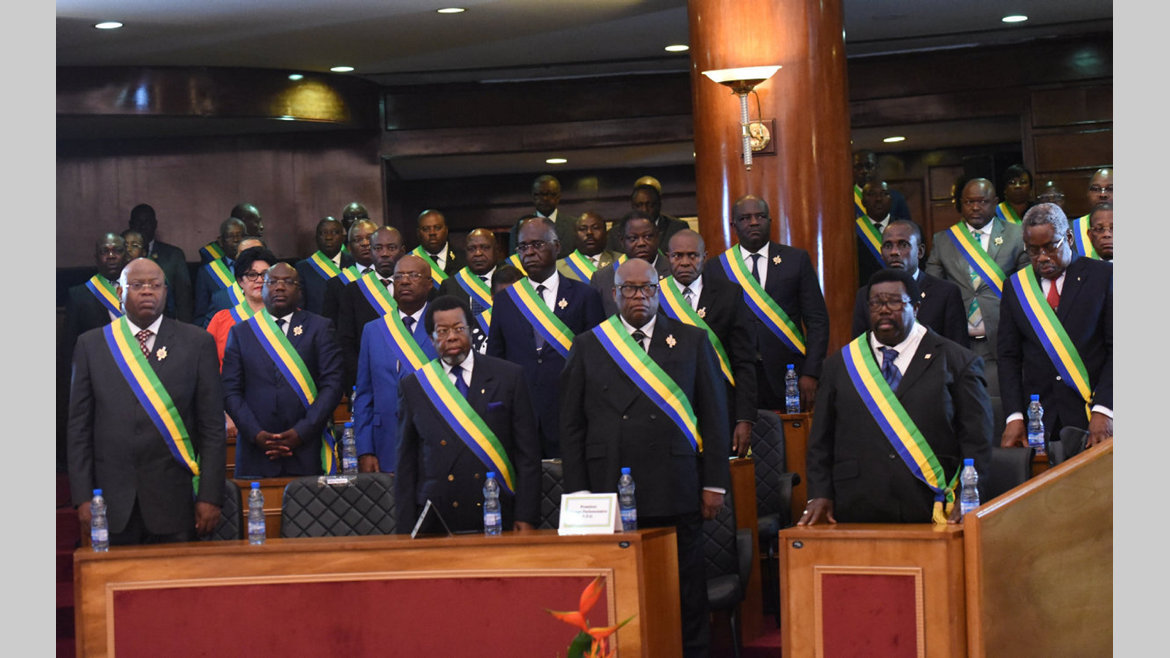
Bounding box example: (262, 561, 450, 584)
(963, 458, 974, 466)
(1030, 394, 1039, 401)
(345, 421, 354, 428)
(93, 488, 102, 496)
(486, 471, 496, 479)
(787, 363, 794, 370)
(251, 481, 260, 489)
(621, 467, 631, 474)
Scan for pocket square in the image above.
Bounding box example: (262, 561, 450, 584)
(486, 401, 505, 411)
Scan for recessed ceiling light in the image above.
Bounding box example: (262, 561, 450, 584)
(94, 21, 123, 30)
(278, 116, 296, 121)
(437, 7, 466, 14)
(546, 158, 567, 165)
(882, 136, 906, 143)
(330, 66, 355, 73)
(1002, 15, 1028, 23)
(288, 74, 304, 81)
(665, 44, 689, 53)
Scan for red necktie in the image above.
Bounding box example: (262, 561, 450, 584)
(136, 329, 152, 357)
(1045, 280, 1060, 310)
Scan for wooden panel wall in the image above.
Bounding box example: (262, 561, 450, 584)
(1026, 82, 1114, 219)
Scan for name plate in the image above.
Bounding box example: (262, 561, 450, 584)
(557, 493, 621, 535)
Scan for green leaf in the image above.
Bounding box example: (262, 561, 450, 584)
(566, 631, 592, 658)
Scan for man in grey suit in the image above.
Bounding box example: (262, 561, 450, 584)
(925, 178, 1029, 400)
(68, 258, 225, 544)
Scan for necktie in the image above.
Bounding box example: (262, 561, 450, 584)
(135, 329, 152, 357)
(402, 316, 415, 334)
(450, 364, 470, 397)
(966, 229, 984, 329)
(750, 254, 762, 282)
(1046, 279, 1060, 310)
(362, 266, 373, 276)
(534, 284, 548, 350)
(276, 318, 287, 335)
(879, 346, 902, 391)
(631, 329, 647, 351)
(380, 278, 391, 289)
(682, 286, 694, 309)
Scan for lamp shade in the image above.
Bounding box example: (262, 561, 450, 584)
(701, 66, 781, 94)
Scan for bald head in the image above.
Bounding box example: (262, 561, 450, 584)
(230, 203, 263, 237)
(465, 228, 499, 275)
(1088, 168, 1113, 206)
(95, 232, 128, 281)
(959, 178, 997, 229)
(613, 258, 659, 328)
(218, 217, 247, 257)
(314, 216, 346, 257)
(120, 258, 167, 327)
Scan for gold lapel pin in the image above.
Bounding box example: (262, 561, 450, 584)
(558, 298, 568, 309)
(772, 255, 782, 265)
(697, 307, 707, 319)
(156, 346, 168, 361)
(293, 325, 304, 336)
(666, 335, 677, 348)
(994, 236, 1004, 246)
(924, 353, 932, 359)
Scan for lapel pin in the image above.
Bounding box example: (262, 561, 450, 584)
(924, 353, 932, 359)
(558, 298, 568, 309)
(994, 236, 1004, 246)
(666, 335, 677, 348)
(156, 346, 168, 361)
(921, 291, 926, 299)
(480, 388, 486, 395)
(772, 255, 782, 265)
(293, 325, 303, 336)
(697, 307, 707, 319)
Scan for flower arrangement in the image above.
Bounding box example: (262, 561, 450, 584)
(547, 575, 635, 658)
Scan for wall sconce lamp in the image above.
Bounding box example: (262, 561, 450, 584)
(701, 65, 781, 170)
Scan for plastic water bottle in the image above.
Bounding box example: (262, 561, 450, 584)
(959, 458, 980, 517)
(785, 364, 800, 414)
(618, 467, 637, 531)
(1026, 394, 1046, 455)
(90, 489, 109, 552)
(341, 421, 358, 474)
(483, 472, 502, 536)
(247, 482, 266, 545)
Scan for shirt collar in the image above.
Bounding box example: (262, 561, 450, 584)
(126, 313, 164, 336)
(619, 313, 656, 338)
(441, 350, 475, 378)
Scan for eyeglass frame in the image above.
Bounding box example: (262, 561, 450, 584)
(616, 283, 659, 298)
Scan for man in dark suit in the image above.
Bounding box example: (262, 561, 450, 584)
(128, 203, 194, 323)
(703, 194, 830, 412)
(354, 253, 438, 474)
(412, 209, 461, 286)
(800, 268, 992, 526)
(851, 219, 968, 347)
(561, 258, 731, 657)
(557, 211, 621, 283)
(396, 295, 541, 534)
(68, 258, 225, 544)
(222, 262, 344, 478)
(322, 219, 379, 325)
(664, 229, 758, 457)
(853, 150, 912, 220)
(193, 217, 247, 326)
(335, 225, 402, 391)
(295, 217, 355, 316)
(437, 227, 499, 352)
(998, 203, 1113, 449)
(855, 181, 906, 288)
(508, 175, 577, 259)
(590, 211, 670, 317)
(487, 217, 605, 458)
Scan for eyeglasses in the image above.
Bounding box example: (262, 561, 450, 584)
(1088, 185, 1113, 194)
(867, 296, 911, 311)
(125, 281, 164, 292)
(617, 283, 659, 298)
(432, 325, 469, 339)
(263, 277, 299, 289)
(392, 272, 428, 282)
(241, 271, 267, 282)
(1024, 237, 1067, 257)
(961, 198, 993, 207)
(1088, 224, 1113, 235)
(516, 240, 550, 253)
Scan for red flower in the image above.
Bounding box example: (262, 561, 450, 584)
(548, 576, 634, 658)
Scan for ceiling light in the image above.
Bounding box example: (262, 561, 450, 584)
(94, 21, 123, 30)
(665, 44, 689, 53)
(288, 74, 304, 81)
(1002, 15, 1028, 23)
(278, 116, 296, 121)
(437, 7, 466, 14)
(545, 158, 567, 165)
(330, 66, 355, 73)
(883, 136, 906, 143)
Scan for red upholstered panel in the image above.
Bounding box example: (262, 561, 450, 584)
(112, 575, 606, 656)
(820, 573, 918, 658)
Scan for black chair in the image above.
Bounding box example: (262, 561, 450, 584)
(280, 473, 396, 538)
(749, 409, 800, 557)
(1051, 426, 1089, 465)
(538, 459, 564, 530)
(703, 486, 752, 658)
(202, 478, 242, 541)
(983, 446, 1034, 501)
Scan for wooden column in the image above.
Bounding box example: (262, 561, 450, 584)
(688, 0, 855, 351)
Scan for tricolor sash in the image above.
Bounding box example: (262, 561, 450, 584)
(85, 275, 123, 317)
(200, 241, 224, 263)
(244, 311, 337, 474)
(855, 217, 884, 266)
(506, 279, 575, 357)
(658, 277, 735, 385)
(412, 246, 448, 288)
(946, 224, 1006, 297)
(356, 272, 397, 316)
(853, 184, 866, 218)
(226, 282, 245, 307)
(717, 248, 806, 355)
(592, 316, 702, 452)
(995, 202, 1022, 225)
(1008, 267, 1093, 421)
(562, 250, 600, 282)
(842, 336, 957, 524)
(228, 302, 256, 324)
(507, 253, 528, 276)
(1071, 215, 1099, 260)
(454, 267, 493, 311)
(338, 265, 360, 284)
(415, 360, 516, 495)
(205, 259, 235, 290)
(476, 308, 492, 334)
(375, 311, 430, 373)
(306, 251, 343, 281)
(103, 318, 200, 489)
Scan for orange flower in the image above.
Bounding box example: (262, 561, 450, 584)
(548, 576, 634, 658)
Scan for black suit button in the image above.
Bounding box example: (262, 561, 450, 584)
(889, 453, 896, 460)
(622, 415, 629, 420)
(1055, 375, 1062, 381)
(537, 357, 543, 364)
(650, 413, 658, 420)
(452, 501, 459, 508)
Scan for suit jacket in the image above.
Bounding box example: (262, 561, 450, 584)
(193, 258, 235, 328)
(589, 253, 670, 318)
(149, 240, 194, 323)
(486, 275, 605, 458)
(805, 328, 993, 523)
(437, 270, 492, 351)
(924, 218, 1030, 354)
(67, 318, 225, 534)
(335, 275, 392, 392)
(856, 233, 886, 289)
(353, 306, 439, 472)
(556, 250, 620, 283)
(64, 280, 119, 360)
(295, 251, 356, 317)
(508, 210, 578, 259)
(222, 310, 344, 478)
(559, 315, 731, 518)
(703, 242, 830, 407)
(395, 354, 541, 533)
(851, 271, 969, 347)
(997, 258, 1112, 431)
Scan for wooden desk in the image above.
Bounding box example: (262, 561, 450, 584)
(74, 528, 682, 657)
(728, 458, 763, 641)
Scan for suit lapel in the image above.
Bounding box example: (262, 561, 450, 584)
(1055, 259, 1085, 323)
(467, 361, 497, 417)
(896, 329, 938, 396)
(285, 311, 306, 352)
(986, 219, 1005, 264)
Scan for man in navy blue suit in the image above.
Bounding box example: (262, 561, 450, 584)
(222, 262, 344, 478)
(487, 217, 605, 458)
(353, 254, 437, 473)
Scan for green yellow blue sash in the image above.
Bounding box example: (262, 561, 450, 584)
(717, 248, 806, 355)
(1071, 215, 1099, 260)
(454, 267, 493, 310)
(995, 202, 1022, 225)
(412, 246, 448, 288)
(855, 217, 884, 266)
(356, 272, 396, 316)
(226, 282, 245, 307)
(946, 224, 1006, 297)
(593, 316, 701, 452)
(306, 251, 343, 281)
(228, 302, 256, 324)
(375, 310, 430, 373)
(205, 259, 235, 290)
(1008, 267, 1093, 421)
(507, 253, 528, 276)
(853, 184, 866, 218)
(842, 335, 957, 524)
(506, 279, 575, 357)
(476, 308, 492, 334)
(562, 250, 599, 282)
(85, 275, 123, 317)
(244, 311, 337, 474)
(103, 318, 200, 490)
(658, 277, 734, 385)
(338, 265, 360, 284)
(415, 360, 516, 494)
(200, 241, 224, 263)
